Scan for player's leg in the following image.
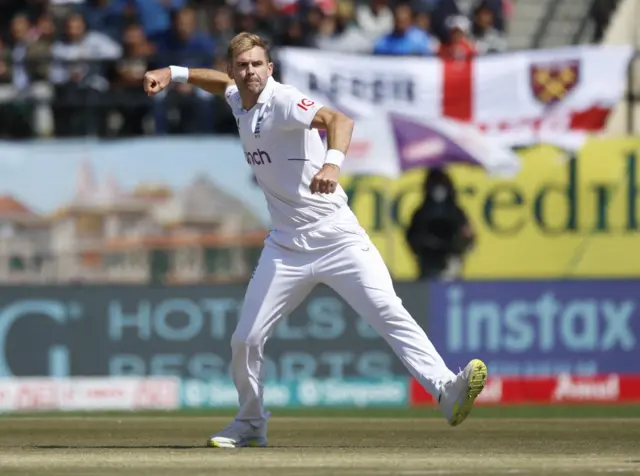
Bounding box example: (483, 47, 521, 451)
(317, 242, 455, 396)
(230, 255, 315, 426)
(316, 235, 486, 427)
(207, 241, 315, 448)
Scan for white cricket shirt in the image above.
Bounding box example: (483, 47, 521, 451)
(225, 77, 349, 233)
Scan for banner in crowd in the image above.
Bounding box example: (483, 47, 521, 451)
(327, 111, 522, 178)
(0, 378, 179, 412)
(0, 283, 427, 380)
(280, 45, 633, 155)
(410, 375, 640, 406)
(341, 137, 640, 279)
(427, 280, 640, 376)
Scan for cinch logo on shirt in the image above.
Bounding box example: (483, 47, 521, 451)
(246, 149, 272, 165)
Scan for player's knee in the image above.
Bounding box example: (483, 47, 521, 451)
(368, 293, 403, 317)
(230, 330, 263, 350)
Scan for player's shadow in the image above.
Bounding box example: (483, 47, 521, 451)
(31, 444, 321, 449)
(31, 444, 202, 450)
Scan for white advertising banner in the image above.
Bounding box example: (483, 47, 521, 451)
(0, 378, 180, 412)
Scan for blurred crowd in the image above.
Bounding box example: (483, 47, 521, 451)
(0, 0, 510, 139)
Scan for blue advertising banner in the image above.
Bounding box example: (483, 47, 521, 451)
(0, 283, 428, 380)
(429, 280, 639, 376)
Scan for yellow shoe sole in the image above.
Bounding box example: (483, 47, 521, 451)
(451, 359, 488, 427)
(206, 439, 267, 448)
(207, 439, 227, 448)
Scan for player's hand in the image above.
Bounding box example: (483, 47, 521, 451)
(310, 164, 340, 194)
(143, 67, 171, 96)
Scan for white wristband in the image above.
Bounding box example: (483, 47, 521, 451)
(325, 149, 345, 168)
(169, 65, 189, 84)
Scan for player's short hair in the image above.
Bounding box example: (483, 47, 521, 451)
(227, 32, 272, 63)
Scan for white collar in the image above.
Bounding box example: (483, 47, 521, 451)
(248, 77, 275, 133)
(240, 76, 276, 114)
(256, 76, 276, 104)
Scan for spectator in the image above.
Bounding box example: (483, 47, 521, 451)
(438, 15, 477, 60)
(81, 0, 128, 42)
(356, 0, 393, 41)
(314, 13, 338, 49)
(0, 38, 23, 138)
(25, 14, 57, 82)
(314, 2, 372, 53)
(415, 0, 441, 9)
(305, 5, 325, 35)
(0, 0, 48, 37)
(429, 0, 461, 42)
(0, 40, 10, 85)
(4, 13, 39, 138)
(502, 0, 514, 30)
(374, 2, 437, 56)
(254, 0, 280, 44)
(49, 12, 122, 137)
(414, 7, 440, 50)
(112, 22, 155, 137)
(208, 54, 239, 135)
(279, 15, 313, 48)
(471, 1, 507, 54)
(461, 0, 506, 32)
(9, 12, 56, 87)
(272, 0, 336, 16)
(0, 0, 514, 140)
(235, 9, 274, 47)
(127, 0, 187, 45)
(481, 0, 506, 32)
(405, 168, 475, 281)
(153, 7, 215, 135)
(158, 7, 214, 67)
(9, 13, 35, 92)
(591, 0, 618, 43)
(210, 5, 236, 57)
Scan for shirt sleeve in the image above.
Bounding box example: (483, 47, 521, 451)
(278, 86, 323, 130)
(225, 84, 239, 106)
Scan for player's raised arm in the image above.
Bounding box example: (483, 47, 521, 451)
(311, 107, 355, 163)
(277, 89, 355, 194)
(143, 66, 234, 97)
(309, 107, 355, 194)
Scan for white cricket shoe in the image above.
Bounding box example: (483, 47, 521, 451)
(438, 359, 488, 427)
(206, 420, 267, 448)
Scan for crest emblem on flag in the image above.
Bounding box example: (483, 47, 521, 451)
(530, 60, 581, 105)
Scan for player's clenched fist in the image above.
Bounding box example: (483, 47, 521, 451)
(310, 164, 340, 194)
(143, 67, 171, 96)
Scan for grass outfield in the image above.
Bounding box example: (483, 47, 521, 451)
(2, 404, 639, 419)
(1, 407, 639, 475)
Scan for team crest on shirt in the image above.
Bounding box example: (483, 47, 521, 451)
(530, 59, 581, 105)
(253, 101, 273, 138)
(254, 112, 265, 138)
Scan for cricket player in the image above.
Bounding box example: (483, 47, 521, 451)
(143, 32, 488, 448)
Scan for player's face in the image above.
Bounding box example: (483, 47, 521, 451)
(229, 46, 273, 96)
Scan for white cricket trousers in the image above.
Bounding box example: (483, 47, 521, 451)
(230, 207, 455, 425)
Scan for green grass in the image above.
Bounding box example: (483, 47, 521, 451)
(2, 415, 640, 475)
